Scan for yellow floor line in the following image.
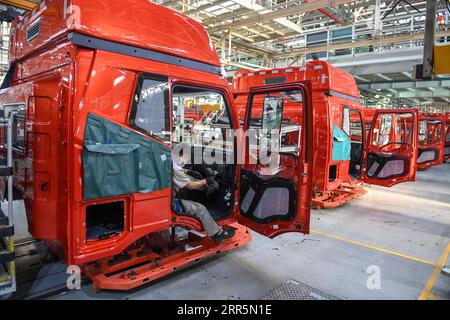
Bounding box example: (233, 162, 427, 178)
(311, 229, 435, 266)
(418, 242, 450, 300)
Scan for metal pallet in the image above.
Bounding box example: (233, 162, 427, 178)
(0, 113, 16, 296)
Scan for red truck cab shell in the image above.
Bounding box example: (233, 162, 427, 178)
(233, 61, 366, 208)
(232, 62, 419, 207)
(0, 0, 315, 291)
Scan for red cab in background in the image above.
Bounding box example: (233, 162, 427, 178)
(0, 0, 315, 291)
(232, 62, 419, 208)
(418, 113, 446, 170)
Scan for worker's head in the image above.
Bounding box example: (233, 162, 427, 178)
(171, 142, 191, 168)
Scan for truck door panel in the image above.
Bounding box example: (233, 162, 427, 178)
(238, 83, 313, 238)
(363, 110, 418, 187)
(417, 115, 446, 167)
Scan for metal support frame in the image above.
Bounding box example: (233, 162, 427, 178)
(374, 0, 381, 38)
(206, 0, 354, 34)
(382, 0, 420, 20)
(422, 0, 437, 79)
(275, 30, 450, 59)
(0, 110, 16, 296)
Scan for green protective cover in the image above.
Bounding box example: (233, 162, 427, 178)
(83, 113, 171, 200)
(331, 125, 351, 161)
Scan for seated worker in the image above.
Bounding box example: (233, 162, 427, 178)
(172, 145, 235, 243)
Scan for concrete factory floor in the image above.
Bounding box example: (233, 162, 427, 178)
(6, 164, 450, 300)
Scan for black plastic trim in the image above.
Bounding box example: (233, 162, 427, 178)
(239, 169, 297, 224)
(326, 89, 361, 103)
(69, 32, 223, 76)
(366, 152, 409, 180)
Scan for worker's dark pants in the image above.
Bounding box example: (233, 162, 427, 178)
(181, 199, 222, 237)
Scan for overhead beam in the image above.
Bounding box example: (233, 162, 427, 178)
(274, 30, 450, 59)
(221, 59, 269, 70)
(358, 79, 450, 91)
(184, 0, 230, 15)
(395, 89, 450, 99)
(304, 0, 347, 25)
(0, 0, 37, 10)
(211, 35, 274, 55)
(215, 29, 231, 47)
(398, 89, 450, 99)
(207, 0, 354, 34)
(229, 0, 303, 33)
(202, 7, 252, 25)
(354, 75, 371, 82)
(247, 8, 447, 44)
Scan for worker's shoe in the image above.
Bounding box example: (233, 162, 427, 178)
(213, 227, 235, 243)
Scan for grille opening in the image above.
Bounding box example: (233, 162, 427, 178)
(26, 20, 41, 42)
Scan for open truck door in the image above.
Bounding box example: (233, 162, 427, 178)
(417, 114, 446, 168)
(237, 84, 313, 238)
(362, 109, 418, 187)
(445, 113, 450, 162)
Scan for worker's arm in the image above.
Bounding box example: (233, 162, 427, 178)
(185, 179, 207, 190)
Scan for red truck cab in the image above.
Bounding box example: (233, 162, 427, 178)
(232, 62, 419, 208)
(0, 0, 314, 291)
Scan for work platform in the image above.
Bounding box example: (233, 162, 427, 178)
(312, 183, 367, 209)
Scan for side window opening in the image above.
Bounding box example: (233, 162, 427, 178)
(342, 106, 350, 136)
(129, 74, 170, 143)
(419, 120, 428, 143)
(248, 89, 303, 161)
(367, 112, 414, 179)
(172, 85, 232, 148)
(429, 121, 443, 144)
(348, 109, 363, 180)
(171, 85, 235, 221)
(372, 113, 414, 150)
(373, 114, 392, 147)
